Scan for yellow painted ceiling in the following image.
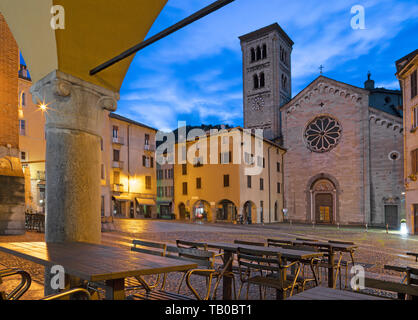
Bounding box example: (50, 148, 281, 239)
(0, 0, 167, 92)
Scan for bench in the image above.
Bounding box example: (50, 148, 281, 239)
(129, 240, 224, 300)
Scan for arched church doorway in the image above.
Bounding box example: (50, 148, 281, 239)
(311, 179, 336, 224)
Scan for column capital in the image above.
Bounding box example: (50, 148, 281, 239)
(30, 70, 119, 136)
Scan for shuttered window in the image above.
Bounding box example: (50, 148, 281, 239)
(412, 149, 418, 174)
(411, 70, 418, 99)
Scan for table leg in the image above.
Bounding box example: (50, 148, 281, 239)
(222, 251, 233, 300)
(105, 278, 125, 300)
(328, 249, 334, 288)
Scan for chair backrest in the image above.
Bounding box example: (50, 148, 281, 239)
(296, 237, 318, 242)
(282, 244, 319, 253)
(131, 239, 167, 257)
(176, 240, 208, 250)
(237, 247, 282, 276)
(176, 247, 215, 269)
(234, 240, 265, 247)
(328, 240, 355, 245)
(267, 238, 293, 247)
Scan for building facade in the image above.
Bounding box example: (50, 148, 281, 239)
(101, 113, 157, 219)
(0, 13, 25, 234)
(173, 128, 285, 224)
(156, 162, 175, 218)
(281, 75, 404, 228)
(18, 64, 47, 213)
(396, 49, 418, 234)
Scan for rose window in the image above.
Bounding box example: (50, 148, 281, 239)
(304, 116, 342, 153)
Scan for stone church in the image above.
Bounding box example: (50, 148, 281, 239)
(240, 23, 405, 228)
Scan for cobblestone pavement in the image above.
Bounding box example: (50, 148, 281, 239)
(1, 219, 418, 300)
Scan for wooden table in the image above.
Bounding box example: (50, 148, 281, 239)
(407, 252, 418, 262)
(291, 240, 357, 288)
(0, 242, 197, 300)
(206, 242, 324, 300)
(287, 286, 388, 300)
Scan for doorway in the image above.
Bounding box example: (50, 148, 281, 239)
(385, 205, 398, 229)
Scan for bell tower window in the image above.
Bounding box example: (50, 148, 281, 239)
(262, 44, 267, 59)
(260, 73, 265, 88)
(250, 48, 255, 62)
(256, 46, 262, 61)
(253, 74, 259, 89)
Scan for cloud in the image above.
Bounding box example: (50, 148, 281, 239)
(118, 0, 418, 129)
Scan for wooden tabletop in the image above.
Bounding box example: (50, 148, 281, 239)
(206, 242, 324, 260)
(0, 242, 198, 282)
(287, 286, 388, 300)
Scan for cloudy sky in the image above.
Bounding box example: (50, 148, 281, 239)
(117, 0, 418, 132)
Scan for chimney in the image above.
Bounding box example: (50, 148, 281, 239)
(364, 71, 375, 90)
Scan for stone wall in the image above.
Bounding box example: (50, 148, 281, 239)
(282, 77, 370, 225)
(369, 108, 404, 227)
(0, 157, 25, 235)
(0, 13, 18, 149)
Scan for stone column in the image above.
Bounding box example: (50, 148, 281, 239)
(31, 71, 119, 244)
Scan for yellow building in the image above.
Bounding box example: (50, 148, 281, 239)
(101, 113, 157, 218)
(396, 49, 418, 234)
(17, 67, 158, 218)
(18, 64, 46, 213)
(173, 127, 286, 224)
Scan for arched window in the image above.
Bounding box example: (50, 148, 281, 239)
(250, 48, 255, 62)
(21, 92, 26, 107)
(253, 74, 259, 89)
(262, 44, 267, 59)
(260, 73, 265, 88)
(256, 46, 261, 61)
(281, 74, 287, 89)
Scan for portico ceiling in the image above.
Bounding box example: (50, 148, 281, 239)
(0, 0, 168, 92)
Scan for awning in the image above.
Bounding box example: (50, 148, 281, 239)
(136, 198, 156, 206)
(158, 201, 172, 206)
(112, 195, 131, 202)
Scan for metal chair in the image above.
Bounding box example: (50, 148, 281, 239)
(125, 240, 168, 292)
(236, 246, 302, 300)
(0, 268, 32, 300)
(1, 268, 91, 300)
(234, 239, 266, 247)
(175, 241, 237, 300)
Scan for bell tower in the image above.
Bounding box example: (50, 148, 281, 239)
(239, 23, 293, 142)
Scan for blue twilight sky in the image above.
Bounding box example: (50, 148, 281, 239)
(116, 0, 418, 132)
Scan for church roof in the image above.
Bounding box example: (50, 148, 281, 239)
(281, 75, 402, 118)
(280, 75, 368, 111)
(395, 49, 418, 76)
(239, 23, 294, 46)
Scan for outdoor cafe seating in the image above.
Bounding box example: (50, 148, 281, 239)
(1, 237, 418, 300)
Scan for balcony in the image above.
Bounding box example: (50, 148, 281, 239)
(144, 144, 155, 152)
(112, 136, 124, 145)
(112, 184, 125, 192)
(112, 161, 124, 169)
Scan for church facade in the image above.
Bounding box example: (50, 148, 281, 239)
(281, 76, 404, 227)
(241, 24, 405, 228)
